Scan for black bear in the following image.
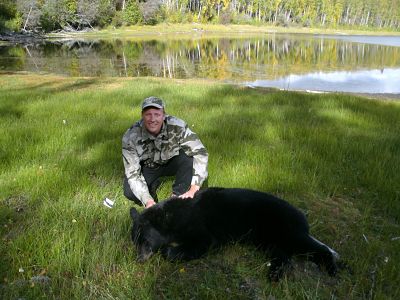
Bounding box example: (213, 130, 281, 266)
(130, 187, 339, 281)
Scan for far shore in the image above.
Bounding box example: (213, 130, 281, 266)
(45, 23, 400, 39)
(2, 23, 399, 44)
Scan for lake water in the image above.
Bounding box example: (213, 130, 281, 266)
(1, 33, 400, 94)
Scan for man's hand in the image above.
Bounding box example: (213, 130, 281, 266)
(179, 185, 200, 199)
(145, 199, 156, 208)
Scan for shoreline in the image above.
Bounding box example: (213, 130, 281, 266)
(1, 71, 399, 101)
(51, 23, 400, 38)
(2, 23, 400, 44)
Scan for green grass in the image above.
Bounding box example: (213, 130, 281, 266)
(46, 23, 400, 40)
(1, 74, 400, 299)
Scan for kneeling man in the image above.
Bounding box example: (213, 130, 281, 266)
(122, 96, 208, 208)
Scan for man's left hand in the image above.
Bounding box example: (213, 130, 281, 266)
(179, 185, 200, 199)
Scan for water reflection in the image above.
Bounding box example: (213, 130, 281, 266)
(1, 34, 400, 93)
(247, 68, 400, 93)
(320, 35, 400, 47)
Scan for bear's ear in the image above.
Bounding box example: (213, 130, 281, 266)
(130, 207, 140, 220)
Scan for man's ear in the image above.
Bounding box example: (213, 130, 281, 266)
(130, 207, 140, 220)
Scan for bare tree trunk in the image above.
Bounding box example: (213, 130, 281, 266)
(286, 10, 291, 23)
(365, 11, 370, 26)
(23, 6, 33, 31)
(198, 4, 202, 19)
(344, 6, 350, 24)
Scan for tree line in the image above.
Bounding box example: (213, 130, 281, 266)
(1, 0, 399, 33)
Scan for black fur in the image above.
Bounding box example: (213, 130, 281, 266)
(130, 187, 339, 281)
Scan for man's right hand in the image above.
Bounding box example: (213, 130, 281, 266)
(145, 199, 156, 208)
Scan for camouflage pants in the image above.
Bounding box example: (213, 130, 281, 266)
(123, 150, 193, 205)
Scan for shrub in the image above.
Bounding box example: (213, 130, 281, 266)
(218, 10, 233, 25)
(232, 13, 253, 25)
(1, 13, 22, 32)
(6, 12, 23, 31)
(111, 11, 124, 27)
(143, 9, 164, 25)
(123, 0, 143, 25)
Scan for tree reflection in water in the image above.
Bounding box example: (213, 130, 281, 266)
(1, 34, 399, 93)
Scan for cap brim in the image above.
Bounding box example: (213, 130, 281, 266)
(142, 104, 163, 110)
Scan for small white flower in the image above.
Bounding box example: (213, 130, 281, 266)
(384, 257, 389, 263)
(63, 120, 67, 125)
(19, 268, 24, 273)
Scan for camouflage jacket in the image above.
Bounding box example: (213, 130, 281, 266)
(122, 115, 208, 205)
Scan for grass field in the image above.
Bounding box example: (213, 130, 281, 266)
(1, 74, 400, 299)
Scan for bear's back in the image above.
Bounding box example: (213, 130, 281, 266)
(194, 188, 309, 240)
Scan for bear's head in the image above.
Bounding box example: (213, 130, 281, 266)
(130, 207, 167, 262)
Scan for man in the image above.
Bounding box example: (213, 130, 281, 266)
(122, 96, 208, 208)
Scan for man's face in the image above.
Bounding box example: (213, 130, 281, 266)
(142, 107, 165, 136)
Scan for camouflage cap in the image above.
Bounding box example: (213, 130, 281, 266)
(141, 96, 165, 111)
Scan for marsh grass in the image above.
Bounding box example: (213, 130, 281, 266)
(1, 74, 400, 299)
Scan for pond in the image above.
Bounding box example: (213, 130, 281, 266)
(1, 33, 400, 94)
